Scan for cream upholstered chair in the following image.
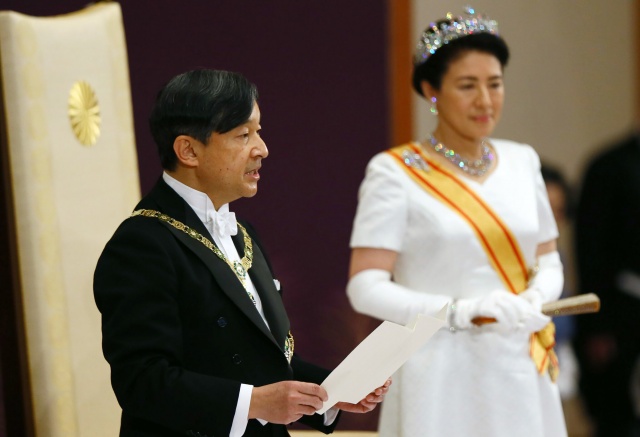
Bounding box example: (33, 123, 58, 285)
(0, 3, 139, 436)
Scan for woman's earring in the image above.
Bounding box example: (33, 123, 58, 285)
(430, 97, 438, 115)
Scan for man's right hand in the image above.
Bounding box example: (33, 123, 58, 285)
(248, 380, 328, 424)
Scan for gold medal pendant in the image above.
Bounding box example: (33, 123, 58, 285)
(284, 331, 294, 364)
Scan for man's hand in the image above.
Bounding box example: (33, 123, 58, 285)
(249, 380, 328, 424)
(334, 378, 392, 413)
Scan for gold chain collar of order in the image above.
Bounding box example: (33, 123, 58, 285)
(132, 209, 295, 363)
(132, 209, 254, 292)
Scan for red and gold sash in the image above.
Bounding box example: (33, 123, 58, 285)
(388, 143, 558, 381)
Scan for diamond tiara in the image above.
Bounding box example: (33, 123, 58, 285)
(414, 6, 499, 66)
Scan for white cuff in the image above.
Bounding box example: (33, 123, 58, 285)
(323, 407, 339, 425)
(230, 384, 253, 437)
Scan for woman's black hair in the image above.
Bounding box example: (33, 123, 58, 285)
(149, 69, 258, 171)
(412, 31, 510, 95)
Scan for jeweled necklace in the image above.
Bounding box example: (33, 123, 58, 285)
(426, 134, 495, 176)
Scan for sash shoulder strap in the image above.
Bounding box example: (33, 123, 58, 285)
(387, 143, 529, 293)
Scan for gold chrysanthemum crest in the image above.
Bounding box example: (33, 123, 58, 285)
(68, 81, 101, 146)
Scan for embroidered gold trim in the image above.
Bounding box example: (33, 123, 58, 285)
(132, 209, 254, 298)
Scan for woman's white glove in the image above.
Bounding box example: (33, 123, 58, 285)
(518, 288, 543, 311)
(452, 290, 550, 333)
(525, 251, 564, 303)
(347, 269, 450, 326)
(451, 251, 563, 333)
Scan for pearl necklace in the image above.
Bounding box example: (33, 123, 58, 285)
(426, 135, 495, 176)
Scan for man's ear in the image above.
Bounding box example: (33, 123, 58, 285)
(173, 135, 199, 168)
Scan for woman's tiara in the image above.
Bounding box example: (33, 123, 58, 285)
(414, 6, 499, 66)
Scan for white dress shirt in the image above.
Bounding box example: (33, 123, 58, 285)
(164, 173, 262, 436)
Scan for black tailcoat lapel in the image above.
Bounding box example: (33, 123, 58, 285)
(233, 230, 290, 354)
(141, 178, 284, 350)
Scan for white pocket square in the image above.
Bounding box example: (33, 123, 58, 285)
(273, 279, 281, 291)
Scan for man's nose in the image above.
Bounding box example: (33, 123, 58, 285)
(257, 136, 268, 158)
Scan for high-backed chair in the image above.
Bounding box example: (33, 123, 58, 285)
(0, 3, 139, 435)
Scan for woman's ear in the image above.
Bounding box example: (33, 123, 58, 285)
(420, 81, 437, 101)
(173, 135, 199, 168)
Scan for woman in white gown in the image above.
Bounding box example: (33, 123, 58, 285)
(347, 7, 567, 437)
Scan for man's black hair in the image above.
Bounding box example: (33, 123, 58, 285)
(149, 69, 258, 170)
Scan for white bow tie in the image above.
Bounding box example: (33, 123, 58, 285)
(206, 210, 238, 238)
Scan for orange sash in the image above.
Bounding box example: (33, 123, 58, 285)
(388, 143, 558, 381)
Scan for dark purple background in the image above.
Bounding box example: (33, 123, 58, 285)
(0, 0, 390, 431)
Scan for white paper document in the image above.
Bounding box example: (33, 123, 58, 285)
(318, 306, 447, 414)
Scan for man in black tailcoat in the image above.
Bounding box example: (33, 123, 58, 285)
(94, 69, 388, 437)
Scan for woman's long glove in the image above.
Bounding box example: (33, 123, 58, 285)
(519, 250, 565, 309)
(452, 290, 550, 333)
(347, 269, 450, 326)
(348, 251, 562, 332)
(452, 251, 563, 333)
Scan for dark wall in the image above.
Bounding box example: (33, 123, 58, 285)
(0, 0, 389, 431)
